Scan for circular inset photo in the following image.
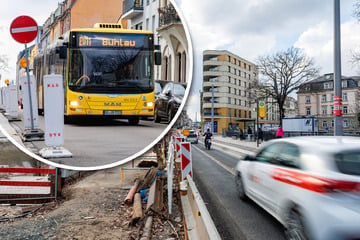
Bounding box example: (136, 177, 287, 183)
(0, 0, 193, 170)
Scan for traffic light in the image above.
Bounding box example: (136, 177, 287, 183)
(259, 101, 266, 119)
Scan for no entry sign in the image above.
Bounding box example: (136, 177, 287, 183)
(10, 16, 38, 44)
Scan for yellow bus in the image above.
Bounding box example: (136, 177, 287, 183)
(34, 23, 161, 125)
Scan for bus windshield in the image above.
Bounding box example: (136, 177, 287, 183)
(68, 48, 153, 94)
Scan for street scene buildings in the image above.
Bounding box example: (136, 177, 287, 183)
(201, 50, 360, 136)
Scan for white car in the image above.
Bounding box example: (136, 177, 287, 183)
(235, 136, 360, 240)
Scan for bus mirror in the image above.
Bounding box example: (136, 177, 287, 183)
(155, 52, 161, 65)
(56, 46, 67, 59)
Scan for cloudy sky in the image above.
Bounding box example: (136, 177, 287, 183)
(1, 0, 360, 122)
(175, 0, 360, 121)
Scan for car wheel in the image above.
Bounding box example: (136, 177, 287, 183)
(154, 108, 161, 123)
(284, 208, 308, 240)
(235, 173, 248, 201)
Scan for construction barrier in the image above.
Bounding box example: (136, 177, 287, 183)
(169, 134, 221, 239)
(180, 174, 221, 240)
(0, 167, 60, 204)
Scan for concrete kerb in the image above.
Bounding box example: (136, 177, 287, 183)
(209, 135, 261, 157)
(0, 113, 24, 147)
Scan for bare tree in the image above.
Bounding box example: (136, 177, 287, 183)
(257, 47, 319, 125)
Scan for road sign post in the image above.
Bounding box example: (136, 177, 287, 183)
(10, 16, 44, 141)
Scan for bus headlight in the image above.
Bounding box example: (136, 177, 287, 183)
(144, 102, 154, 107)
(70, 101, 81, 106)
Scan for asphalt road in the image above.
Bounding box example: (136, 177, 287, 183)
(10, 115, 168, 169)
(191, 142, 286, 240)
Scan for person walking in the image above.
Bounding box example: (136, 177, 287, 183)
(258, 127, 263, 143)
(276, 126, 283, 138)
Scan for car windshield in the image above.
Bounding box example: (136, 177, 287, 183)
(173, 83, 186, 96)
(334, 151, 360, 176)
(68, 48, 153, 94)
(188, 134, 197, 138)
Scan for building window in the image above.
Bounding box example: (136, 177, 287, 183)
(342, 81, 347, 88)
(331, 93, 334, 102)
(324, 82, 333, 89)
(322, 121, 328, 127)
(228, 97, 231, 104)
(306, 96, 310, 104)
(152, 15, 156, 32)
(239, 99, 241, 106)
(244, 82, 247, 88)
(331, 120, 334, 127)
(239, 110, 241, 117)
(238, 80, 241, 86)
(228, 76, 231, 83)
(239, 89, 241, 96)
(331, 106, 334, 115)
(343, 120, 348, 128)
(321, 95, 327, 103)
(249, 111, 251, 118)
(342, 93, 348, 102)
(228, 87, 231, 93)
(322, 106, 327, 115)
(244, 111, 247, 118)
(145, 18, 149, 30)
(306, 107, 311, 115)
(343, 106, 348, 114)
(228, 66, 231, 72)
(228, 109, 231, 117)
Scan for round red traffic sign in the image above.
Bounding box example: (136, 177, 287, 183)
(10, 16, 38, 44)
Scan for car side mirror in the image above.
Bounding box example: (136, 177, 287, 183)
(243, 155, 256, 161)
(166, 89, 172, 96)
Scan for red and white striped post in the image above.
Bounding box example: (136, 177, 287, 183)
(180, 142, 192, 181)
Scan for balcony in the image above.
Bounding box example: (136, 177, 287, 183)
(158, 4, 181, 27)
(122, 0, 143, 20)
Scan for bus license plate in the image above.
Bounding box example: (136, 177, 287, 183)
(104, 110, 122, 115)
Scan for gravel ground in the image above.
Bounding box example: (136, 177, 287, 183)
(0, 166, 185, 240)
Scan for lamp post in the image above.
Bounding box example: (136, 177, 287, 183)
(211, 84, 214, 134)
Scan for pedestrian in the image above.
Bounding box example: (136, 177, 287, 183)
(258, 127, 263, 143)
(276, 126, 283, 138)
(247, 126, 253, 141)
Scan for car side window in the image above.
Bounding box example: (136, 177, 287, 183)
(277, 143, 301, 169)
(256, 143, 283, 163)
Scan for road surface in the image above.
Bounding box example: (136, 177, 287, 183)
(191, 142, 286, 240)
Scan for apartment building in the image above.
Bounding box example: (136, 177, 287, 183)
(297, 73, 360, 134)
(202, 50, 259, 134)
(122, 0, 190, 83)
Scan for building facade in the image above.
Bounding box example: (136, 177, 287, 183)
(297, 73, 360, 135)
(121, 0, 190, 84)
(202, 50, 259, 134)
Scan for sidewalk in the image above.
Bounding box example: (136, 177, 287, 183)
(208, 134, 267, 156)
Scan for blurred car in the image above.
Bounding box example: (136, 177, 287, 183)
(235, 136, 360, 240)
(186, 132, 198, 144)
(154, 82, 186, 123)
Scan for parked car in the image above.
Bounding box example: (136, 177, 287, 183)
(186, 133, 198, 144)
(154, 80, 169, 100)
(235, 136, 360, 240)
(154, 82, 186, 123)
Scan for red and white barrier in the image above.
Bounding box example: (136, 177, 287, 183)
(175, 137, 182, 160)
(0, 167, 55, 195)
(181, 142, 192, 181)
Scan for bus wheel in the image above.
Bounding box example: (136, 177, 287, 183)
(128, 117, 139, 125)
